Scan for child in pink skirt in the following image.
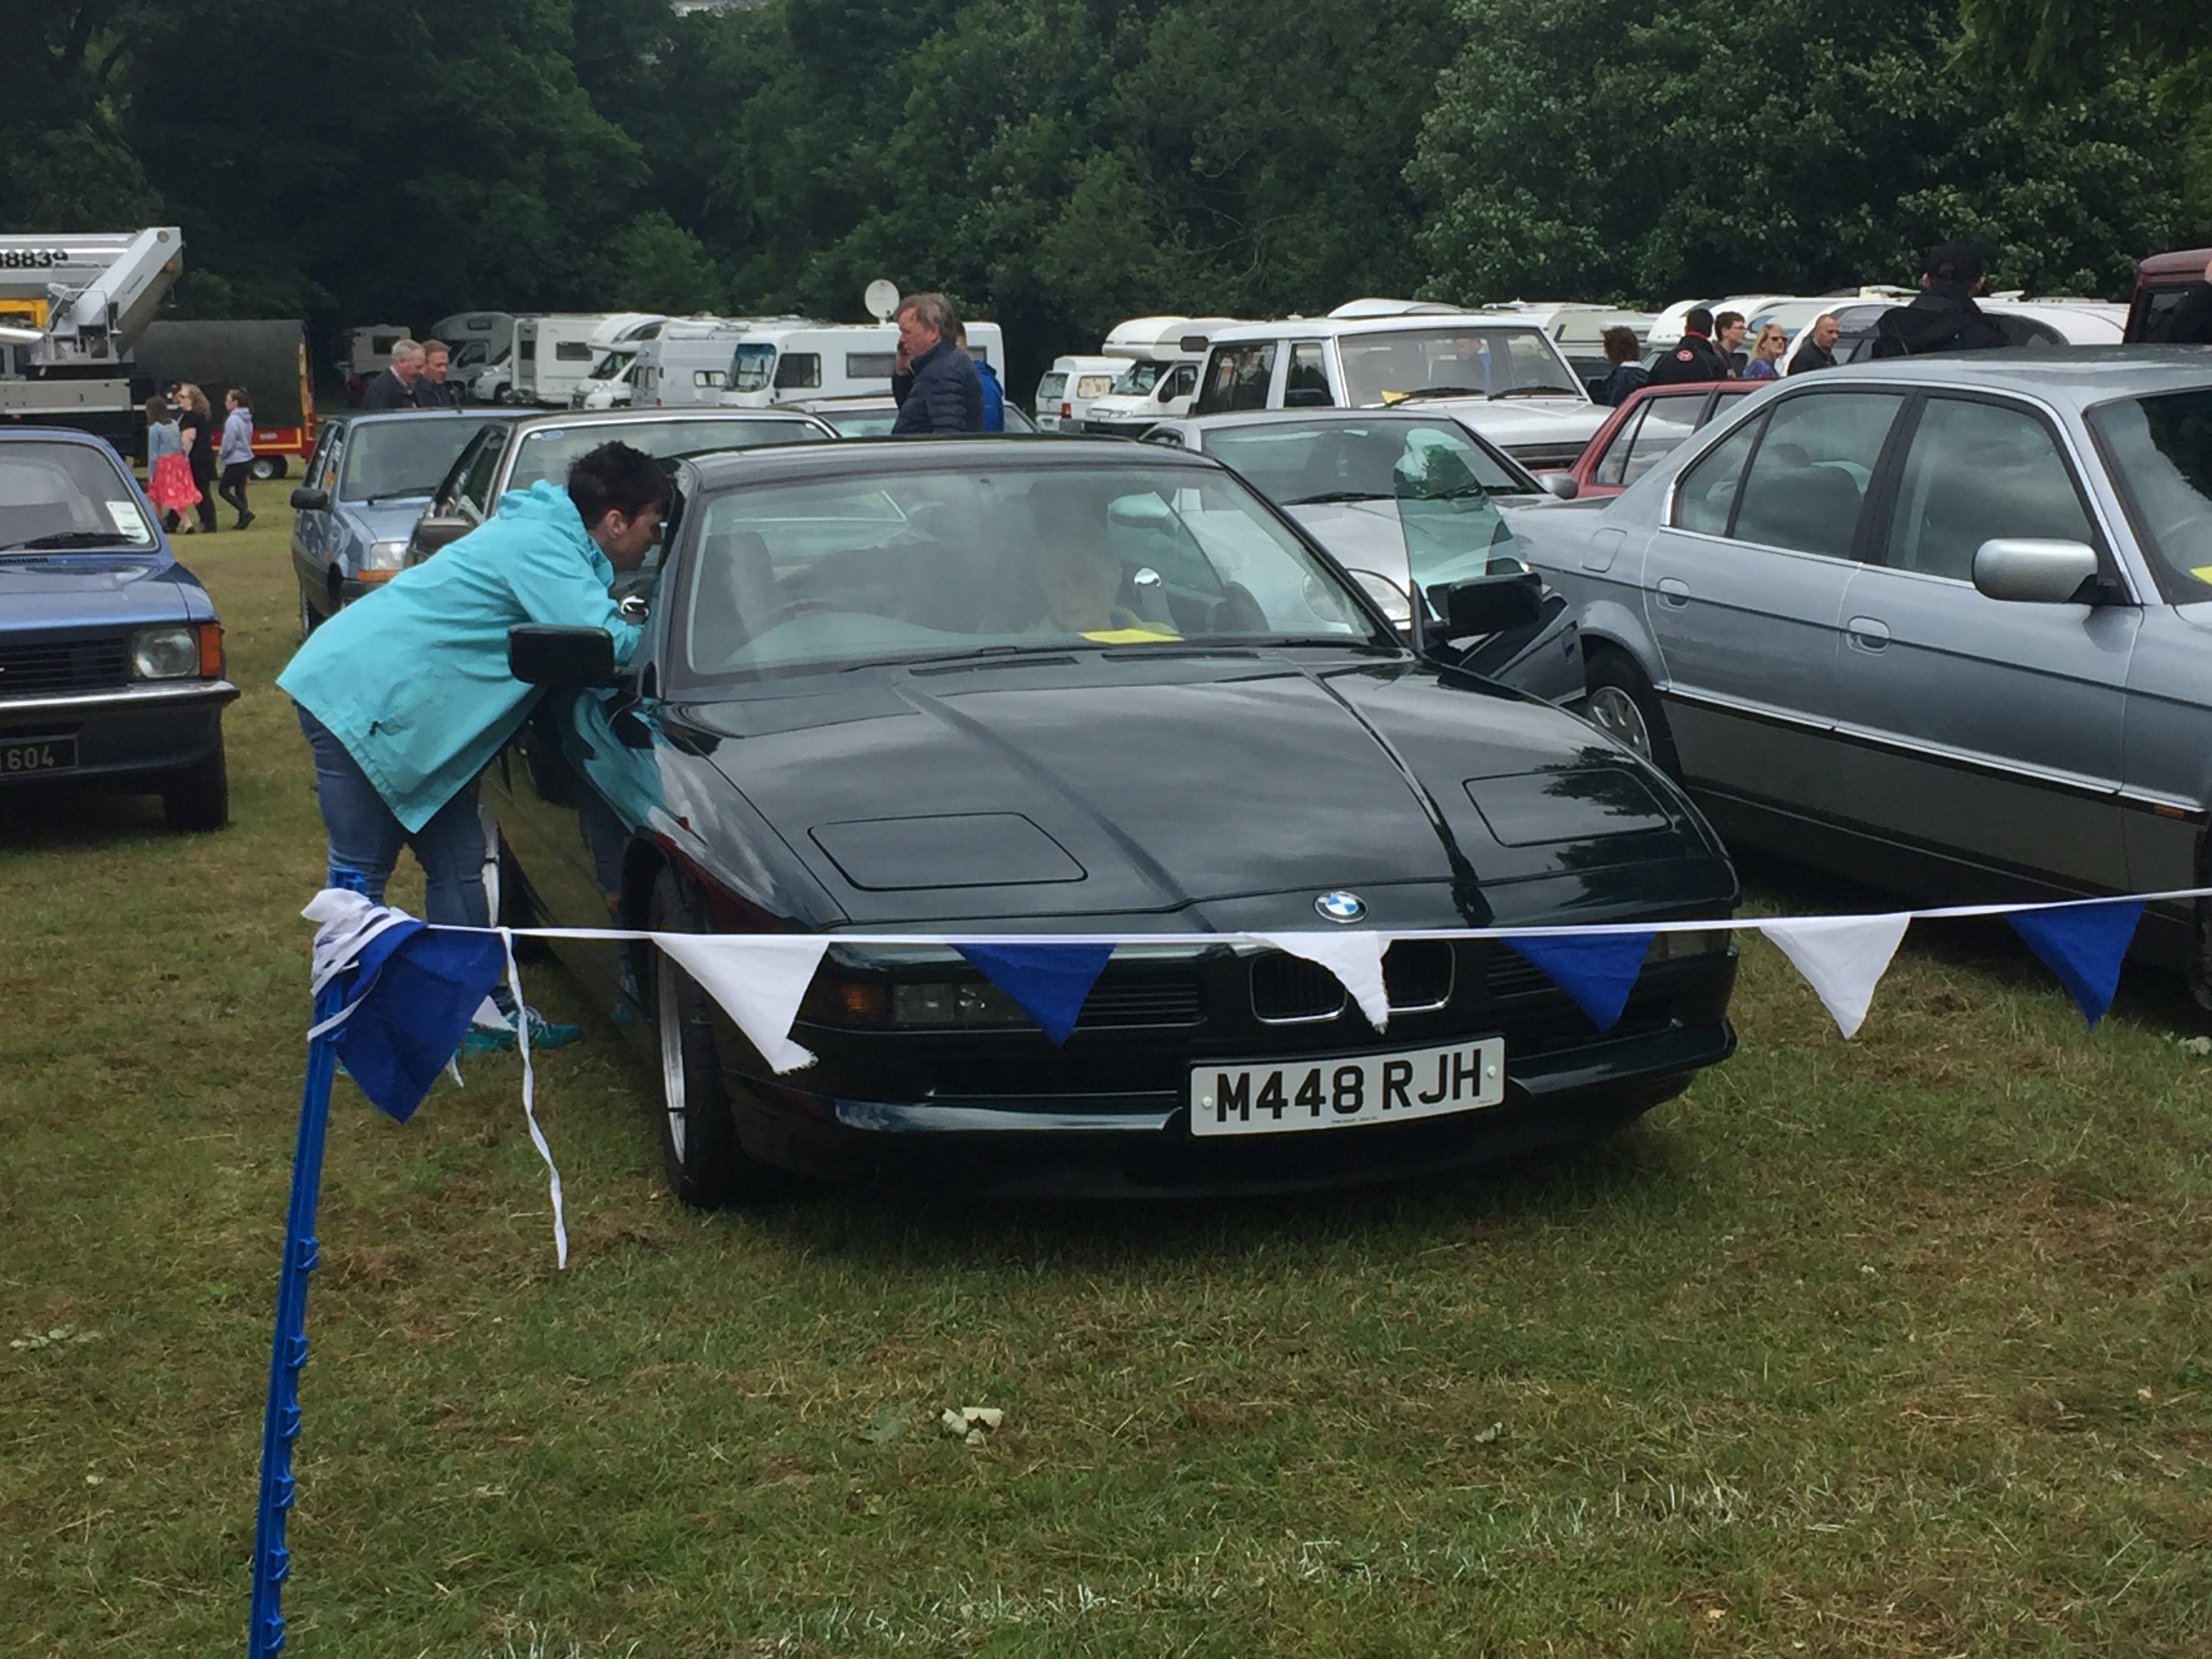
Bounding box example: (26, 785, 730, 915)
(144, 396, 203, 533)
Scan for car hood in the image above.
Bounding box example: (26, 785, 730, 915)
(670, 654, 1723, 926)
(1416, 398, 1606, 441)
(340, 498, 436, 543)
(0, 555, 193, 629)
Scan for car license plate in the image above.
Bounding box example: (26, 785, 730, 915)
(0, 735, 77, 777)
(1189, 1038, 1507, 1137)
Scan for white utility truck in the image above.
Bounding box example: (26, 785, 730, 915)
(0, 227, 184, 447)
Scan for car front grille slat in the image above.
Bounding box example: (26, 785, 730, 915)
(1080, 972, 1203, 1029)
(0, 638, 129, 697)
(1251, 951, 1347, 1021)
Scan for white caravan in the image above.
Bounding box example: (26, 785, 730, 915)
(716, 320, 1006, 409)
(468, 312, 666, 405)
(632, 319, 777, 408)
(1076, 316, 1242, 436)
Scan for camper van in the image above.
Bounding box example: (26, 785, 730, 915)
(467, 312, 665, 405)
(1033, 354, 1128, 431)
(632, 319, 772, 408)
(715, 320, 1007, 409)
(1078, 316, 1242, 436)
(427, 311, 517, 393)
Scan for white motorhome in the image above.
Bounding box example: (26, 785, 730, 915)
(1033, 354, 1128, 431)
(632, 318, 775, 408)
(344, 323, 411, 381)
(1193, 312, 1607, 471)
(468, 312, 665, 406)
(716, 320, 1006, 409)
(427, 311, 516, 391)
(1077, 316, 1242, 436)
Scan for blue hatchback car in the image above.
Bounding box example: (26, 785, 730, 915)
(0, 428, 236, 829)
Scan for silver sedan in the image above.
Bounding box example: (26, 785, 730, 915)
(1507, 348, 2212, 988)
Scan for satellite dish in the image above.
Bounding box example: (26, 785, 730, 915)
(864, 279, 901, 323)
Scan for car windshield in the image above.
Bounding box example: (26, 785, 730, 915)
(1113, 361, 1166, 394)
(2087, 387, 2212, 601)
(730, 344, 777, 394)
(1338, 326, 1580, 405)
(338, 419, 485, 501)
(676, 462, 1393, 678)
(0, 441, 157, 552)
(508, 418, 827, 491)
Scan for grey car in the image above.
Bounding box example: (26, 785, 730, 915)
(1507, 348, 2212, 987)
(1143, 409, 1585, 703)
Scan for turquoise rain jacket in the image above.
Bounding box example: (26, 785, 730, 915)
(277, 480, 642, 832)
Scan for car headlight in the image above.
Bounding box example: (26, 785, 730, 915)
(359, 539, 409, 575)
(796, 968, 1028, 1029)
(131, 622, 220, 680)
(1647, 927, 1732, 963)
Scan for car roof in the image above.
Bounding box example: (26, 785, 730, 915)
(684, 434, 1216, 490)
(1170, 407, 1516, 434)
(2139, 248, 2212, 279)
(327, 409, 492, 430)
(504, 407, 819, 432)
(0, 426, 131, 450)
(1208, 314, 1556, 344)
(1809, 346, 2212, 403)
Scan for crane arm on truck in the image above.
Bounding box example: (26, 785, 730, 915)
(0, 227, 184, 367)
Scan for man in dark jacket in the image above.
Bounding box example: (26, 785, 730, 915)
(1872, 243, 2009, 359)
(1786, 314, 1841, 375)
(1647, 308, 1732, 385)
(412, 340, 459, 407)
(890, 292, 983, 436)
(360, 340, 425, 409)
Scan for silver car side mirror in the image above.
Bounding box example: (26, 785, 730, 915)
(1971, 538, 2100, 604)
(1538, 472, 1578, 501)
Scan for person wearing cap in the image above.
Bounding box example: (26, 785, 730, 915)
(1872, 242, 2009, 358)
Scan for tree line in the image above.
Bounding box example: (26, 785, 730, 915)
(9, 0, 2205, 390)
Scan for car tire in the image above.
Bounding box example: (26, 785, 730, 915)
(248, 455, 283, 482)
(298, 587, 319, 638)
(648, 866, 782, 1208)
(163, 743, 229, 832)
(1582, 645, 1681, 778)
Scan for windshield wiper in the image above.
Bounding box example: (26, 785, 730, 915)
(861, 644, 1072, 673)
(1387, 386, 1486, 403)
(0, 531, 135, 553)
(1489, 385, 1578, 399)
(1282, 489, 1393, 506)
(1407, 484, 1516, 502)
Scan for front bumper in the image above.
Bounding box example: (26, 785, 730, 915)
(0, 679, 237, 787)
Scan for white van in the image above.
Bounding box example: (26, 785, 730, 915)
(1193, 313, 1607, 470)
(716, 320, 1006, 409)
(1078, 316, 1241, 436)
(344, 323, 411, 381)
(1033, 354, 1127, 432)
(427, 311, 516, 392)
(632, 319, 769, 408)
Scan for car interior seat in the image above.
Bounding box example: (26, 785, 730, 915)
(697, 528, 780, 644)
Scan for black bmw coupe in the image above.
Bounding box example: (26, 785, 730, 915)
(493, 438, 1738, 1202)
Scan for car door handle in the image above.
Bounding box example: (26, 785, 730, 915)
(1656, 577, 1690, 607)
(1847, 615, 1890, 651)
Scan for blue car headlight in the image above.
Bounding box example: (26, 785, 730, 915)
(130, 625, 202, 680)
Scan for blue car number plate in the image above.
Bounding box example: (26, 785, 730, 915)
(0, 735, 77, 777)
(1189, 1038, 1507, 1137)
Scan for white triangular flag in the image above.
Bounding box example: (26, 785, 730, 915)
(1256, 932, 1391, 1032)
(649, 935, 830, 1073)
(1756, 914, 1912, 1039)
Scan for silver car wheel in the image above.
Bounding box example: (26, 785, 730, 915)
(655, 949, 688, 1162)
(1586, 684, 1652, 759)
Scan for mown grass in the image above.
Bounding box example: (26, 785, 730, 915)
(3, 513, 2211, 1656)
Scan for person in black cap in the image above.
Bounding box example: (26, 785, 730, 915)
(1871, 241, 2010, 358)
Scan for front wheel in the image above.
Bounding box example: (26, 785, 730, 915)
(163, 744, 229, 832)
(1582, 646, 1681, 779)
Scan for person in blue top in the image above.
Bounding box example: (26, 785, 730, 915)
(954, 321, 1004, 432)
(276, 442, 668, 1050)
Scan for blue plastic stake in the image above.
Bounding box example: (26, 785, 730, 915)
(247, 981, 344, 1656)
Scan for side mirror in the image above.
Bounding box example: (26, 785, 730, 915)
(411, 513, 473, 558)
(1972, 538, 2100, 604)
(1427, 568, 1543, 638)
(290, 486, 329, 512)
(509, 625, 617, 687)
(1537, 472, 1579, 501)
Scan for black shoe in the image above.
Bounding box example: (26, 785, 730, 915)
(237, 510, 255, 531)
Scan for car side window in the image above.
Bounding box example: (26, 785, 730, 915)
(1884, 396, 2094, 581)
(1592, 405, 1647, 487)
(1672, 416, 1765, 536)
(1618, 395, 1702, 489)
(459, 428, 506, 518)
(1285, 342, 1334, 408)
(1195, 343, 1277, 415)
(312, 433, 344, 496)
(1729, 392, 1904, 560)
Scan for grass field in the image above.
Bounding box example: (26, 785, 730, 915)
(5, 509, 2212, 1657)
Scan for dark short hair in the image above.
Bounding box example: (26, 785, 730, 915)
(895, 291, 960, 337)
(226, 386, 250, 405)
(144, 396, 170, 423)
(1601, 325, 1639, 363)
(568, 441, 671, 527)
(1714, 311, 1744, 332)
(421, 337, 449, 356)
(1684, 306, 1715, 335)
(1926, 240, 1984, 284)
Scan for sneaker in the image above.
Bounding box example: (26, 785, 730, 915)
(460, 1005, 583, 1054)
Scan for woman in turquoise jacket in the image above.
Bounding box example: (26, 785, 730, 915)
(277, 442, 666, 1049)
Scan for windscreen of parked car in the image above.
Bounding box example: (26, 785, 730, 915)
(676, 462, 1394, 678)
(0, 442, 158, 552)
(1338, 327, 1581, 407)
(2087, 387, 2212, 600)
(338, 419, 488, 502)
(507, 419, 827, 493)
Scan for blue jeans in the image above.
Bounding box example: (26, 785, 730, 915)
(295, 703, 490, 930)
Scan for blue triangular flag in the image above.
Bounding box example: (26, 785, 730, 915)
(335, 925, 511, 1122)
(956, 943, 1115, 1044)
(2007, 899, 2144, 1027)
(1503, 931, 1654, 1031)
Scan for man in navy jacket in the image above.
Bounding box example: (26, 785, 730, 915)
(890, 292, 983, 435)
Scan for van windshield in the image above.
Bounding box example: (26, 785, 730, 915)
(730, 344, 777, 394)
(1338, 326, 1580, 406)
(1113, 361, 1166, 394)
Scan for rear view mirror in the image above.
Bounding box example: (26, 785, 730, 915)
(1972, 538, 2100, 604)
(509, 625, 617, 687)
(411, 513, 472, 558)
(1428, 569, 1542, 638)
(289, 487, 329, 512)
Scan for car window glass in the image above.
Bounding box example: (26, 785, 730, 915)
(1337, 327, 1576, 405)
(1038, 373, 1067, 403)
(1592, 405, 1649, 488)
(1729, 392, 1903, 559)
(1672, 415, 1764, 535)
(314, 434, 344, 495)
(1194, 344, 1277, 414)
(1885, 397, 2092, 581)
(2085, 388, 2212, 602)
(0, 443, 153, 549)
(339, 419, 484, 501)
(459, 428, 506, 515)
(1286, 343, 1334, 407)
(775, 352, 822, 390)
(1618, 396, 1704, 488)
(508, 419, 827, 493)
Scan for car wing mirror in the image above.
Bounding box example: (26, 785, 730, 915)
(509, 624, 618, 688)
(1971, 538, 2100, 604)
(1425, 568, 1543, 642)
(289, 486, 329, 512)
(1537, 472, 1578, 501)
(411, 512, 473, 557)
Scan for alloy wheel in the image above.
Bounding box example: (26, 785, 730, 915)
(1586, 684, 1652, 759)
(655, 949, 689, 1161)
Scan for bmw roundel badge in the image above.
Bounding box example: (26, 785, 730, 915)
(1314, 890, 1367, 924)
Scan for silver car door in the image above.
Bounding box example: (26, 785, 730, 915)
(1832, 391, 2137, 889)
(1643, 389, 1906, 808)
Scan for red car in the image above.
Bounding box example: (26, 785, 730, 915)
(1551, 381, 1760, 500)
(2126, 247, 2212, 342)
